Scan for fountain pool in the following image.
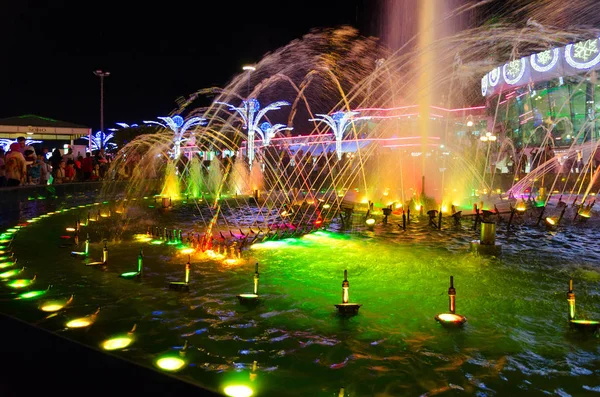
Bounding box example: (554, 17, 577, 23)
(2, 199, 600, 396)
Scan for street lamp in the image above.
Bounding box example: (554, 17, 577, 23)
(93, 69, 110, 151)
(242, 65, 255, 99)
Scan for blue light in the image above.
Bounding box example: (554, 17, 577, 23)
(331, 111, 345, 122)
(172, 115, 184, 128)
(260, 122, 271, 132)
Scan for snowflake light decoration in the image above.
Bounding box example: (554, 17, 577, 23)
(574, 39, 598, 61)
(530, 48, 559, 72)
(503, 58, 526, 85)
(566, 38, 600, 69)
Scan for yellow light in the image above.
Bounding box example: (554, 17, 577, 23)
(224, 258, 239, 265)
(437, 313, 463, 322)
(545, 217, 556, 225)
(134, 234, 152, 242)
(395, 203, 402, 209)
(155, 356, 186, 372)
(441, 206, 447, 213)
(180, 248, 195, 255)
(360, 198, 369, 204)
(66, 227, 76, 232)
(415, 205, 421, 211)
(102, 337, 133, 351)
(365, 218, 376, 226)
(224, 385, 254, 397)
(323, 204, 331, 209)
(66, 318, 92, 328)
(41, 304, 64, 312)
(516, 203, 526, 212)
(571, 319, 599, 325)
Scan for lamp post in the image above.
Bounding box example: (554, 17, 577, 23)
(480, 131, 497, 185)
(242, 65, 256, 99)
(93, 69, 110, 151)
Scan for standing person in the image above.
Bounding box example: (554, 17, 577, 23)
(40, 157, 52, 185)
(53, 160, 66, 184)
(63, 147, 75, 164)
(17, 136, 36, 159)
(4, 143, 26, 187)
(81, 152, 93, 181)
(0, 149, 6, 187)
(50, 148, 62, 170)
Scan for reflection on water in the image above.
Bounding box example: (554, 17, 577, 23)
(1, 201, 600, 396)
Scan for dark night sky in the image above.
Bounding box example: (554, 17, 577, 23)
(0, 0, 374, 131)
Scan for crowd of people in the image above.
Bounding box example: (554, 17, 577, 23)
(0, 136, 111, 187)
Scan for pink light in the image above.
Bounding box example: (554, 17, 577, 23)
(355, 105, 485, 112)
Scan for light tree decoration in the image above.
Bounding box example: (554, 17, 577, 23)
(215, 98, 290, 167)
(143, 114, 206, 159)
(259, 121, 293, 146)
(82, 131, 117, 151)
(309, 110, 360, 160)
(0, 138, 42, 152)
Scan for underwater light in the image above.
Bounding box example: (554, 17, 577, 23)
(0, 261, 15, 269)
(0, 267, 23, 279)
(180, 248, 195, 255)
(102, 336, 133, 351)
(323, 204, 331, 209)
(7, 276, 36, 289)
(39, 295, 73, 312)
(516, 202, 527, 212)
(335, 270, 361, 315)
(0, 239, 11, 244)
(223, 385, 253, 397)
(155, 356, 186, 372)
(237, 263, 260, 305)
(66, 227, 76, 232)
(545, 217, 556, 225)
(435, 276, 467, 327)
(18, 288, 48, 299)
(365, 218, 375, 226)
(66, 308, 99, 328)
(6, 228, 17, 233)
(66, 318, 91, 328)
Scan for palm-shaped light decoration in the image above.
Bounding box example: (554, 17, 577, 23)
(0, 138, 42, 152)
(83, 131, 117, 151)
(143, 114, 206, 158)
(309, 111, 360, 160)
(215, 98, 290, 167)
(259, 122, 293, 146)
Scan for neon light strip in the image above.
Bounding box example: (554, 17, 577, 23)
(355, 105, 485, 112)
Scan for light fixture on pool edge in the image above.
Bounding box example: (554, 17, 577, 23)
(17, 285, 51, 299)
(365, 217, 375, 226)
(6, 275, 37, 289)
(567, 279, 600, 332)
(40, 294, 74, 312)
(0, 267, 24, 279)
(66, 308, 100, 329)
(545, 217, 557, 228)
(515, 201, 527, 212)
(72, 234, 90, 257)
(101, 324, 136, 351)
(0, 259, 16, 269)
(237, 262, 260, 305)
(335, 270, 362, 315)
(120, 249, 143, 279)
(435, 276, 467, 326)
(169, 256, 191, 291)
(223, 385, 254, 397)
(155, 340, 188, 372)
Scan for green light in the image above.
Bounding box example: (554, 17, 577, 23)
(155, 356, 186, 372)
(102, 336, 133, 351)
(0, 239, 10, 243)
(18, 289, 47, 299)
(6, 229, 17, 233)
(120, 271, 139, 279)
(0, 262, 15, 269)
(40, 296, 73, 312)
(7, 278, 35, 289)
(0, 256, 11, 261)
(0, 268, 22, 278)
(150, 240, 163, 245)
(224, 385, 254, 397)
(571, 319, 600, 325)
